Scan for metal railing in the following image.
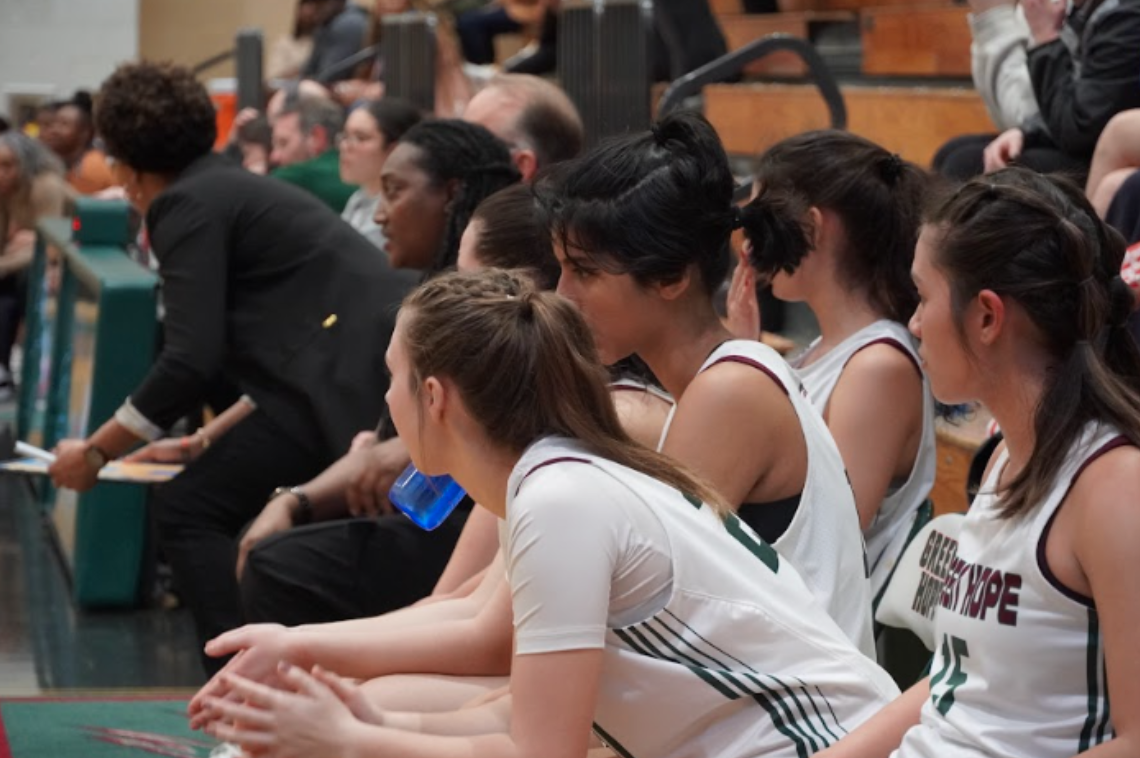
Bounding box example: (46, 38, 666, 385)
(658, 33, 847, 131)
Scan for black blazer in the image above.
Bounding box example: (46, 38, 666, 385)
(133, 153, 417, 459)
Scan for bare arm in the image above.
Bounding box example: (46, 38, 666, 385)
(431, 505, 500, 596)
(1064, 448, 1140, 758)
(825, 345, 925, 531)
(664, 362, 806, 507)
(815, 678, 930, 758)
(210, 648, 604, 758)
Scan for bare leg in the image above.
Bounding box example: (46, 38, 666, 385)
(1087, 110, 1140, 200)
(1091, 167, 1138, 219)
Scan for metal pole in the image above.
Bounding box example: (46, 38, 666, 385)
(235, 29, 264, 110)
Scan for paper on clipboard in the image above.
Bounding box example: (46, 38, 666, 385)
(0, 457, 183, 483)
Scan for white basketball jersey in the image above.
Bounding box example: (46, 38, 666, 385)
(508, 438, 900, 758)
(661, 340, 875, 657)
(896, 424, 1128, 758)
(794, 320, 936, 599)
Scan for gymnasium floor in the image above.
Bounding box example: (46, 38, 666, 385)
(0, 397, 204, 695)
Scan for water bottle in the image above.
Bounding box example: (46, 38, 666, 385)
(388, 463, 467, 531)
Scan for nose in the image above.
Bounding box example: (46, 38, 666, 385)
(374, 199, 389, 227)
(908, 308, 921, 340)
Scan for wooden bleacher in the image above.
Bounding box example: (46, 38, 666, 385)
(707, 82, 990, 167)
(701, 0, 993, 167)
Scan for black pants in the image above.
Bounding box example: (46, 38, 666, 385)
(1106, 169, 1140, 245)
(0, 272, 27, 378)
(456, 6, 522, 65)
(152, 410, 327, 675)
(933, 133, 1088, 183)
(653, 0, 729, 81)
(240, 505, 471, 626)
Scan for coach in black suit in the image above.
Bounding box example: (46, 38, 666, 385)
(49, 62, 415, 669)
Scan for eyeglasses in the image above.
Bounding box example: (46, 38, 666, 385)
(337, 132, 381, 148)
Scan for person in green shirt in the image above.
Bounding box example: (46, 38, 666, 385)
(270, 96, 357, 212)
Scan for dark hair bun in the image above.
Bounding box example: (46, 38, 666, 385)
(740, 187, 813, 276)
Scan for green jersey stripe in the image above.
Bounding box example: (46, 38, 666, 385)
(766, 674, 833, 749)
(614, 627, 740, 700)
(663, 610, 759, 672)
(792, 678, 843, 744)
(616, 624, 810, 757)
(593, 723, 637, 758)
(752, 692, 811, 758)
(637, 621, 824, 752)
(807, 681, 850, 736)
(652, 615, 839, 752)
(1078, 610, 1101, 753)
(1095, 653, 1111, 745)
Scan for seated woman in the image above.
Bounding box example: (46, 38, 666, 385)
(338, 98, 421, 252)
(729, 131, 935, 603)
(545, 111, 874, 654)
(188, 181, 675, 723)
(817, 168, 1140, 758)
(0, 132, 71, 399)
(127, 119, 522, 642)
(196, 268, 900, 758)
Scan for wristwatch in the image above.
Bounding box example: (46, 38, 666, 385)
(84, 443, 110, 471)
(271, 486, 313, 525)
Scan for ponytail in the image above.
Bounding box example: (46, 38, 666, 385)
(926, 168, 1140, 518)
(743, 130, 926, 323)
(739, 185, 813, 277)
(401, 270, 731, 516)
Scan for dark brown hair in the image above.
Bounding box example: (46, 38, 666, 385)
(927, 167, 1140, 517)
(470, 184, 559, 289)
(543, 110, 735, 297)
(400, 269, 729, 515)
(95, 62, 216, 175)
(741, 130, 927, 323)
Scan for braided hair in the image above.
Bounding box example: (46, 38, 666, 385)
(397, 119, 521, 274)
(927, 167, 1140, 518)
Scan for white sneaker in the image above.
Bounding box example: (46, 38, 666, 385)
(209, 743, 245, 758)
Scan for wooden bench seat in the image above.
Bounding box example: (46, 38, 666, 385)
(705, 82, 994, 167)
(717, 11, 857, 76)
(860, 4, 972, 77)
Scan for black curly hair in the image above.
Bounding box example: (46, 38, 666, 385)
(396, 119, 521, 274)
(95, 61, 217, 175)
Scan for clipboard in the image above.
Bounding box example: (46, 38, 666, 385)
(0, 457, 183, 484)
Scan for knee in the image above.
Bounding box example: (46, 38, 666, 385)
(1092, 167, 1137, 219)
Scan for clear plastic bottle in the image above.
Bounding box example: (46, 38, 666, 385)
(388, 463, 467, 530)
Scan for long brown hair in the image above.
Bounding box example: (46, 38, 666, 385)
(927, 167, 1140, 518)
(741, 130, 928, 324)
(400, 269, 729, 515)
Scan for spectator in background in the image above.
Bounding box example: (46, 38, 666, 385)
(235, 114, 273, 175)
(268, 0, 322, 81)
(301, 0, 370, 82)
(934, 0, 1140, 181)
(462, 73, 583, 181)
(47, 62, 414, 673)
(966, 0, 1037, 132)
(339, 98, 421, 253)
(46, 92, 115, 195)
(271, 96, 357, 212)
(0, 116, 10, 134)
(0, 133, 71, 400)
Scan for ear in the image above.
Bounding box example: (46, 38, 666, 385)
(421, 376, 449, 424)
(309, 125, 331, 154)
(974, 289, 1006, 347)
(512, 149, 538, 183)
(807, 206, 827, 253)
(656, 268, 693, 302)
